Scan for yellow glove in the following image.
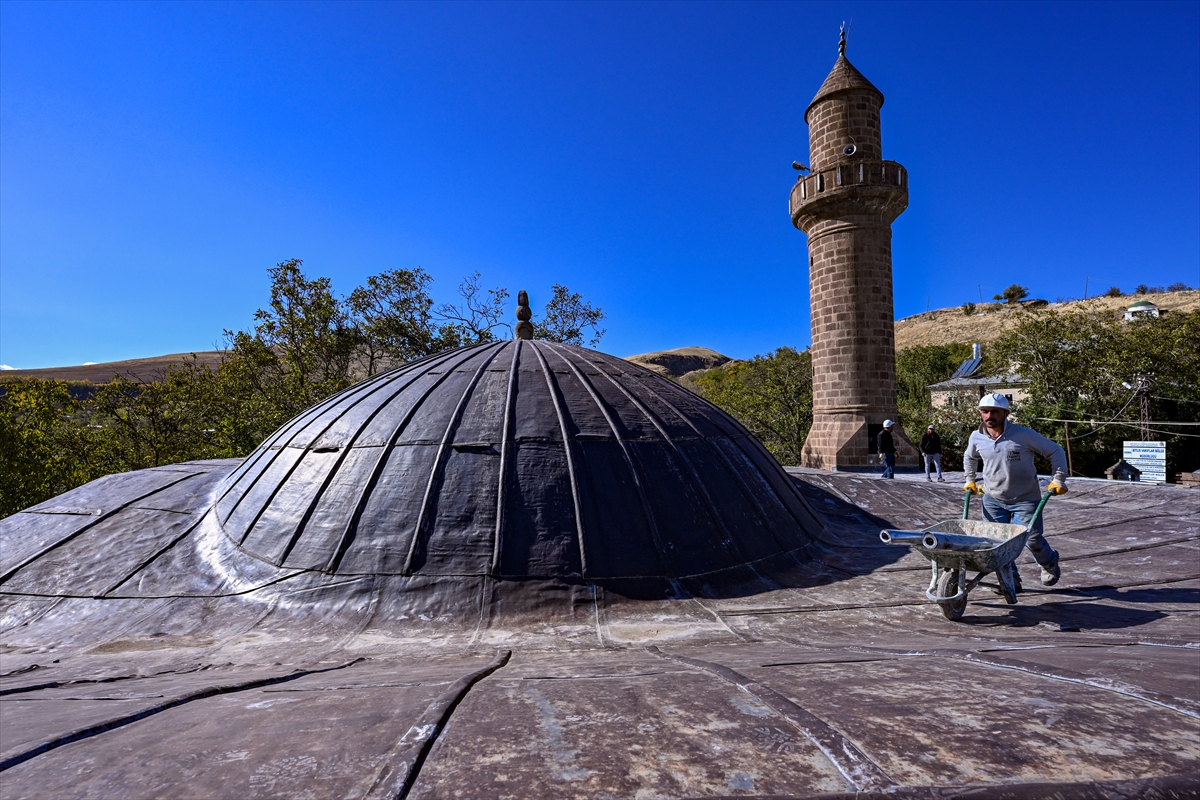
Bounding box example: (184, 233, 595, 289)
(963, 482, 984, 495)
(1047, 481, 1068, 495)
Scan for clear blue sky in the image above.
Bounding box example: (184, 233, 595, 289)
(2, 1, 1198, 368)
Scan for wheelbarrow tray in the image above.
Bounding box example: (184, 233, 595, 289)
(880, 489, 1054, 619)
(914, 519, 1028, 575)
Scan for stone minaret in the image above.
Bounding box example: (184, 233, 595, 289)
(790, 29, 917, 470)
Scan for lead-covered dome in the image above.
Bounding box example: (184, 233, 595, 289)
(213, 340, 821, 585)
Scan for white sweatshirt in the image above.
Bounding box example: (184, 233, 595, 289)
(963, 421, 1068, 503)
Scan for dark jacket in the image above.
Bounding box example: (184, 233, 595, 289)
(919, 431, 942, 455)
(877, 429, 896, 455)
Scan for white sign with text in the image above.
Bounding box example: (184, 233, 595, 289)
(1123, 441, 1166, 484)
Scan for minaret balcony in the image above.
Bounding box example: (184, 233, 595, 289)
(790, 159, 909, 230)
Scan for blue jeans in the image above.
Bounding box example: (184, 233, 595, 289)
(880, 453, 896, 479)
(924, 453, 943, 479)
(981, 494, 1058, 567)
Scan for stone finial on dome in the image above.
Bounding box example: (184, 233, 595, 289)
(515, 290, 535, 340)
(839, 21, 847, 56)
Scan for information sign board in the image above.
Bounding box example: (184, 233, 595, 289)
(1123, 441, 1166, 484)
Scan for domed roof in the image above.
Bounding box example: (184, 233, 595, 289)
(212, 340, 822, 587)
(1128, 299, 1157, 308)
(805, 54, 884, 123)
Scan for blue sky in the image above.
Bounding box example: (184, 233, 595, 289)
(2, 1, 1198, 368)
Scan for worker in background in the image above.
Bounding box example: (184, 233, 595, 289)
(920, 424, 945, 482)
(963, 394, 1068, 588)
(878, 420, 897, 479)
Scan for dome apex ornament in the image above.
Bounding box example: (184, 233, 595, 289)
(839, 21, 847, 56)
(515, 290, 534, 340)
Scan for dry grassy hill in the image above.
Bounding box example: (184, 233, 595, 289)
(0, 351, 225, 384)
(624, 346, 731, 379)
(895, 290, 1199, 349)
(5, 291, 1194, 386)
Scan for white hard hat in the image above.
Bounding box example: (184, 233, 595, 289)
(978, 393, 1010, 410)
(882, 419, 894, 428)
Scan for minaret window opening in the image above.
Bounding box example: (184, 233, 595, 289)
(860, 164, 865, 182)
(817, 173, 825, 192)
(836, 166, 843, 186)
(801, 180, 808, 199)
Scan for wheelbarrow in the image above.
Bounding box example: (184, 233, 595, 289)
(879, 490, 1053, 621)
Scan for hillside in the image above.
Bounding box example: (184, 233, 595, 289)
(895, 290, 1199, 349)
(624, 346, 732, 379)
(4, 291, 1195, 385)
(0, 351, 225, 384)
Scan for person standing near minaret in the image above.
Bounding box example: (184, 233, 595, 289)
(790, 27, 918, 471)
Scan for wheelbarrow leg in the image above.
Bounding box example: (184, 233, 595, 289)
(997, 563, 1019, 605)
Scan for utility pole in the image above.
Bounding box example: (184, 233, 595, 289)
(1064, 421, 1074, 475)
(1136, 374, 1153, 440)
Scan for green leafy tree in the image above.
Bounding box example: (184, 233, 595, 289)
(533, 284, 606, 347)
(236, 259, 358, 417)
(693, 348, 813, 465)
(989, 309, 1200, 476)
(0, 380, 119, 516)
(87, 359, 232, 469)
(893, 343, 974, 467)
(346, 268, 440, 374)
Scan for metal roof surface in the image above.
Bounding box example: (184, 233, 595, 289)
(1, 365, 1198, 798)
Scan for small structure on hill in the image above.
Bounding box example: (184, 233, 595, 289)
(1125, 299, 1160, 320)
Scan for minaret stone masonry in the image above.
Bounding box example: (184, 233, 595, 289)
(790, 31, 919, 470)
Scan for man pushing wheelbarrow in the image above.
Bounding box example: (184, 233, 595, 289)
(964, 393, 1068, 591)
(881, 394, 1069, 620)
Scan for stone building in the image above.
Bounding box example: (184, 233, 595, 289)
(790, 31, 918, 470)
(927, 343, 1030, 409)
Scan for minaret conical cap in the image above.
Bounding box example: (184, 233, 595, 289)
(804, 49, 884, 123)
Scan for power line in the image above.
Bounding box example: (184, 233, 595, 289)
(1153, 395, 1200, 405)
(1032, 419, 1200, 424)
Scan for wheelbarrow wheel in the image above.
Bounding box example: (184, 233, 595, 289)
(937, 569, 967, 621)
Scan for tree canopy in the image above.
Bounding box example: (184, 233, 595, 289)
(0, 261, 605, 518)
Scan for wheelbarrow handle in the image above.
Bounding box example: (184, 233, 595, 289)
(1027, 490, 1055, 532)
(963, 489, 1053, 528)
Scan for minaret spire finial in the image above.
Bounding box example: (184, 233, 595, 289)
(515, 290, 534, 340)
(839, 22, 847, 56)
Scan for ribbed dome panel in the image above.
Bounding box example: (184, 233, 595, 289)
(213, 340, 822, 580)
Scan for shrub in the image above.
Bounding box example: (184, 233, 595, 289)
(993, 284, 1029, 304)
(962, 301, 976, 315)
(1168, 282, 1190, 292)
(1105, 286, 1122, 297)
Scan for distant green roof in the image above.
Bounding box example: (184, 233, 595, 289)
(1128, 300, 1157, 308)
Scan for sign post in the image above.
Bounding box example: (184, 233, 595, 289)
(1123, 441, 1166, 484)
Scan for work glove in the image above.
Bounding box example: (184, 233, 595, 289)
(1047, 481, 1068, 495)
(963, 482, 984, 495)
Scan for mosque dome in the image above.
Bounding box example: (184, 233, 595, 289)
(213, 338, 822, 589)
